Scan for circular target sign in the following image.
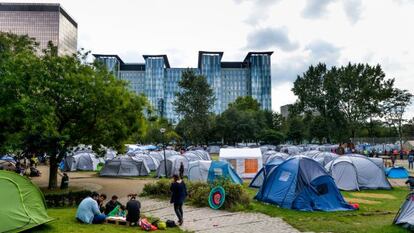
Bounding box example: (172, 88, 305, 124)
(208, 186, 226, 209)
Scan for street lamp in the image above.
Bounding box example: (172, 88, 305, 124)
(160, 128, 167, 177)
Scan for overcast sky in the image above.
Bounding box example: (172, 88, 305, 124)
(6, 0, 414, 118)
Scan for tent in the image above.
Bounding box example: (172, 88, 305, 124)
(156, 155, 189, 177)
(302, 150, 321, 157)
(255, 156, 355, 211)
(249, 160, 284, 188)
(208, 145, 220, 154)
(262, 151, 289, 164)
(386, 167, 409, 179)
(188, 160, 242, 184)
(311, 152, 338, 166)
(149, 150, 180, 163)
(63, 151, 100, 171)
(394, 192, 414, 231)
(104, 149, 117, 161)
(0, 155, 16, 163)
(0, 159, 16, 171)
(279, 146, 302, 155)
(100, 156, 150, 177)
(219, 148, 263, 178)
(325, 154, 392, 191)
(131, 154, 160, 171)
(0, 170, 52, 232)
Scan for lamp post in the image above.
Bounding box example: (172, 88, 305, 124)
(160, 128, 167, 177)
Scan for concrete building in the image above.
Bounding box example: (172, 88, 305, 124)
(0, 2, 77, 56)
(280, 104, 292, 118)
(94, 51, 273, 124)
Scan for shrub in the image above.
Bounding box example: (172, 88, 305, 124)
(141, 178, 251, 210)
(44, 190, 92, 207)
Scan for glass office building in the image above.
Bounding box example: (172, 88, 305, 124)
(0, 3, 77, 56)
(94, 51, 272, 124)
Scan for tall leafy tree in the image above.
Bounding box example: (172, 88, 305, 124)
(383, 88, 413, 149)
(0, 33, 148, 188)
(173, 70, 215, 144)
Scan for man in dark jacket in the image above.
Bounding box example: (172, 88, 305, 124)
(126, 194, 141, 226)
(170, 174, 187, 225)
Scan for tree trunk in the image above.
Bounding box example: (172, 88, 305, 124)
(48, 156, 58, 189)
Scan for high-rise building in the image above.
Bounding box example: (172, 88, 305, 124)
(0, 2, 77, 56)
(94, 51, 273, 124)
(280, 104, 292, 118)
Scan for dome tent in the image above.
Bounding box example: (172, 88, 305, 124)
(325, 154, 392, 191)
(156, 155, 189, 177)
(131, 154, 160, 171)
(0, 171, 52, 232)
(394, 192, 414, 231)
(188, 160, 242, 184)
(311, 152, 339, 166)
(249, 160, 284, 188)
(386, 166, 409, 179)
(255, 156, 355, 212)
(100, 156, 150, 177)
(149, 150, 179, 163)
(63, 151, 100, 171)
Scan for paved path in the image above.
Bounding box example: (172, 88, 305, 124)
(140, 198, 300, 233)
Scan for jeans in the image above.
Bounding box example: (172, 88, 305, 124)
(409, 161, 413, 170)
(174, 203, 183, 223)
(92, 214, 106, 224)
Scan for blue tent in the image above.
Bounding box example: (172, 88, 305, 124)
(255, 156, 355, 212)
(386, 167, 409, 179)
(207, 161, 243, 184)
(0, 155, 16, 163)
(249, 160, 284, 188)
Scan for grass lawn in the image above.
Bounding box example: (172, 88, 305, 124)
(244, 184, 410, 233)
(26, 208, 186, 233)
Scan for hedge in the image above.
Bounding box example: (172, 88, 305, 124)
(44, 190, 92, 208)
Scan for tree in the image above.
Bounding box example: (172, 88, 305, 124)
(0, 33, 148, 188)
(173, 70, 215, 144)
(383, 88, 413, 150)
(286, 117, 305, 144)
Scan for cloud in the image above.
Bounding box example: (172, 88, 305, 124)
(246, 27, 299, 51)
(343, 0, 363, 24)
(302, 0, 336, 19)
(234, 0, 282, 25)
(305, 40, 341, 66)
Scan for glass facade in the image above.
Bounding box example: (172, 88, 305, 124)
(94, 51, 272, 124)
(0, 3, 77, 56)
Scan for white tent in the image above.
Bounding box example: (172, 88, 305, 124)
(188, 160, 212, 182)
(219, 148, 263, 178)
(64, 151, 100, 171)
(131, 154, 160, 171)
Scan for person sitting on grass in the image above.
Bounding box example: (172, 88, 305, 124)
(104, 195, 124, 215)
(126, 193, 141, 226)
(98, 193, 107, 213)
(76, 192, 106, 224)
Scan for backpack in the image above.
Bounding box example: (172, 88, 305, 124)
(140, 218, 157, 231)
(166, 220, 177, 227)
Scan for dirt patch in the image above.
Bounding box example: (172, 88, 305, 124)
(345, 197, 380, 205)
(349, 193, 396, 199)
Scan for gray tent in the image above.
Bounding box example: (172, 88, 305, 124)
(100, 156, 150, 177)
(394, 192, 414, 231)
(184, 150, 211, 161)
(188, 160, 212, 182)
(262, 151, 289, 164)
(149, 150, 179, 163)
(325, 154, 391, 191)
(208, 145, 220, 154)
(64, 151, 100, 171)
(302, 150, 321, 157)
(156, 155, 189, 177)
(131, 154, 160, 171)
(312, 152, 338, 166)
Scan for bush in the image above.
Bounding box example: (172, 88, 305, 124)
(141, 178, 251, 210)
(44, 190, 92, 207)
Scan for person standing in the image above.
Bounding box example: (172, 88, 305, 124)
(179, 162, 184, 179)
(408, 150, 414, 170)
(391, 154, 396, 167)
(170, 174, 187, 226)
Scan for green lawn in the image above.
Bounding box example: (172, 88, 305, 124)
(244, 184, 409, 233)
(26, 208, 186, 233)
